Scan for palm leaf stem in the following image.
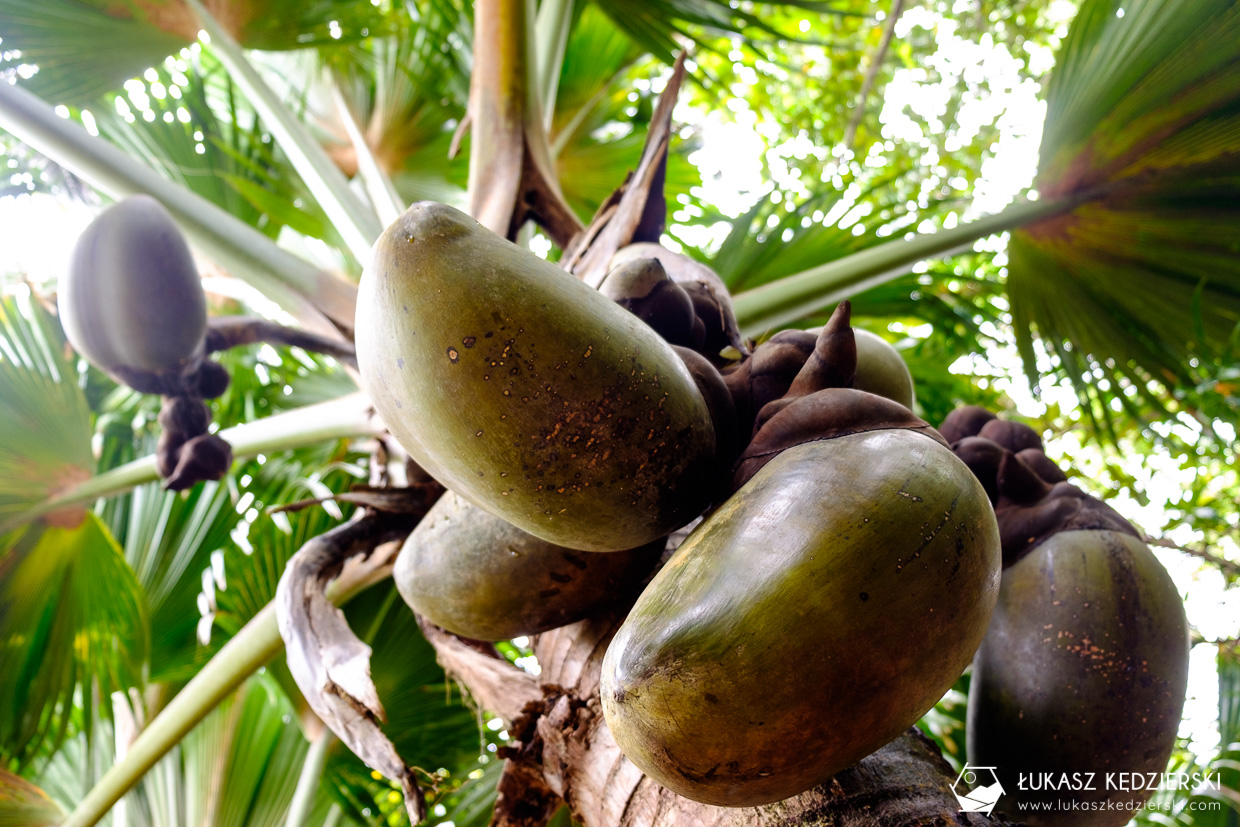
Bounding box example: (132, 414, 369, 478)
(330, 85, 404, 229)
(183, 0, 383, 264)
(2, 393, 378, 534)
(61, 603, 282, 827)
(283, 729, 335, 827)
(0, 81, 356, 333)
(730, 196, 1079, 336)
(535, 0, 575, 130)
(61, 556, 391, 827)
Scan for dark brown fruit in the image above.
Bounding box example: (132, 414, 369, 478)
(968, 531, 1189, 826)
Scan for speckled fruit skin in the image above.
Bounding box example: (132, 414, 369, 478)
(853, 329, 915, 410)
(601, 430, 1001, 807)
(355, 203, 717, 552)
(59, 195, 206, 379)
(395, 491, 662, 641)
(968, 531, 1189, 826)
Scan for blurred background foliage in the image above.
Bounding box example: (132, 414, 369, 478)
(0, 0, 1237, 825)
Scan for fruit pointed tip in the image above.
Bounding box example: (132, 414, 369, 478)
(392, 201, 475, 244)
(824, 301, 852, 334)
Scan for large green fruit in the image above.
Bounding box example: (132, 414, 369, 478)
(853, 329, 915, 410)
(355, 203, 717, 552)
(395, 491, 661, 641)
(59, 195, 206, 388)
(799, 326, 915, 409)
(601, 429, 1001, 806)
(968, 530, 1189, 826)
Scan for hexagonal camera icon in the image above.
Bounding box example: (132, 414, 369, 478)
(952, 764, 1005, 815)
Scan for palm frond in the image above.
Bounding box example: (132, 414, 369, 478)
(0, 293, 92, 526)
(0, 0, 385, 106)
(1009, 0, 1240, 425)
(204, 470, 363, 644)
(428, 757, 502, 827)
(326, 1, 470, 175)
(0, 0, 188, 105)
(343, 583, 480, 772)
(98, 478, 241, 684)
(89, 50, 333, 243)
(185, 0, 382, 264)
(0, 513, 147, 770)
(0, 768, 64, 826)
(594, 0, 857, 67)
(8, 393, 378, 534)
(707, 180, 938, 292)
(549, 4, 641, 150)
(0, 80, 357, 330)
(323, 582, 492, 826)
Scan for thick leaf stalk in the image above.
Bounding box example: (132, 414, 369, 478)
(183, 0, 383, 264)
(730, 197, 1076, 336)
(4, 393, 379, 534)
(0, 82, 357, 333)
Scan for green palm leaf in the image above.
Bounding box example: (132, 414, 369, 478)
(205, 481, 359, 644)
(0, 294, 92, 526)
(0, 0, 385, 106)
(206, 501, 487, 825)
(1008, 0, 1240, 422)
(429, 757, 502, 827)
(99, 478, 242, 685)
(0, 769, 64, 826)
(89, 52, 326, 242)
(593, 0, 855, 66)
(549, 3, 641, 150)
(0, 512, 147, 770)
(0, 0, 187, 105)
(325, 4, 471, 209)
(59, 672, 316, 827)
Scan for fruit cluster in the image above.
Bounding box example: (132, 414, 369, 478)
(59, 195, 1189, 819)
(358, 203, 1003, 806)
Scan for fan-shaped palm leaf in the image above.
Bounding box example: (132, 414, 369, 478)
(594, 0, 857, 67)
(89, 51, 331, 242)
(729, 0, 1240, 438)
(0, 512, 147, 770)
(549, 3, 641, 150)
(0, 0, 385, 105)
(202, 456, 368, 646)
(0, 294, 92, 526)
(323, 3, 471, 210)
(0, 769, 64, 826)
(184, 0, 381, 263)
(1007, 0, 1240, 425)
(99, 478, 242, 684)
(205, 500, 486, 825)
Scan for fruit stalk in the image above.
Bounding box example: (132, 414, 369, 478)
(205, 317, 357, 368)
